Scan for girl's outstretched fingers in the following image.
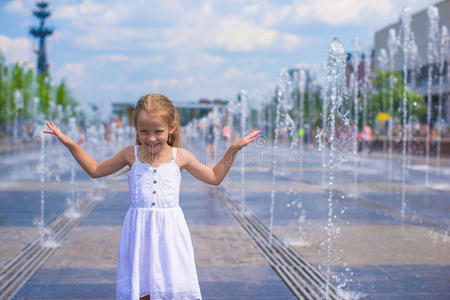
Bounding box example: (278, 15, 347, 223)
(43, 121, 59, 135)
(234, 130, 261, 150)
(43, 121, 70, 144)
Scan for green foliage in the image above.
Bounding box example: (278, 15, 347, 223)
(368, 69, 425, 126)
(0, 54, 9, 124)
(291, 86, 323, 129)
(37, 72, 51, 116)
(0, 51, 79, 127)
(55, 80, 78, 121)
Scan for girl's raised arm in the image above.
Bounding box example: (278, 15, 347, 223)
(181, 130, 261, 185)
(43, 121, 129, 178)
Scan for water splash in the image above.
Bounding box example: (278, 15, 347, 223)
(323, 38, 349, 296)
(377, 48, 389, 152)
(387, 28, 400, 180)
(437, 26, 449, 173)
(296, 70, 306, 231)
(351, 37, 361, 199)
(269, 67, 296, 245)
(226, 96, 239, 148)
(13, 90, 23, 141)
(39, 129, 46, 245)
(277, 67, 298, 148)
(318, 87, 328, 187)
(400, 7, 416, 219)
(298, 69, 307, 155)
(362, 42, 372, 128)
(239, 89, 249, 212)
(66, 117, 82, 218)
(425, 6, 440, 186)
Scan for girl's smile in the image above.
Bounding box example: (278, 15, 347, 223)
(136, 111, 175, 156)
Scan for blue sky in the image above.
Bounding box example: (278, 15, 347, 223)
(0, 0, 440, 115)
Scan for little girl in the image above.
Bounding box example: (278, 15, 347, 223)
(44, 94, 260, 300)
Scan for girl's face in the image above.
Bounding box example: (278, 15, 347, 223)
(136, 111, 175, 154)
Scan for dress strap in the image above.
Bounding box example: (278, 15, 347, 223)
(172, 147, 177, 161)
(134, 145, 139, 161)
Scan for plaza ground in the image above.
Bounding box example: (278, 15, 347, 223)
(1, 146, 449, 299)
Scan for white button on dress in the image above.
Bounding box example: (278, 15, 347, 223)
(116, 145, 202, 300)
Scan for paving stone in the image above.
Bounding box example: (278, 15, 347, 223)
(3, 150, 449, 299)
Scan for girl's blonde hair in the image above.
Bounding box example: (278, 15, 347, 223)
(133, 94, 180, 147)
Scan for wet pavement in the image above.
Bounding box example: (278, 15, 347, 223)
(1, 146, 449, 299)
(8, 172, 296, 300)
(221, 149, 450, 299)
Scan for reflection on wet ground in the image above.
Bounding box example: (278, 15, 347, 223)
(1, 148, 449, 299)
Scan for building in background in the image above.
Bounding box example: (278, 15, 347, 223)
(112, 99, 227, 127)
(373, 0, 450, 123)
(177, 99, 227, 126)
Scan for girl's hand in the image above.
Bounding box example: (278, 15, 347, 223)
(232, 130, 261, 151)
(43, 121, 72, 145)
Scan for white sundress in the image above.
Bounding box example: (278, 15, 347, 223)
(116, 145, 202, 300)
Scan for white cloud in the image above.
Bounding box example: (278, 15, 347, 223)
(53, 5, 77, 19)
(95, 54, 164, 69)
(223, 67, 242, 80)
(0, 35, 34, 66)
(293, 0, 393, 25)
(292, 0, 445, 26)
(53, 0, 129, 25)
(223, 67, 267, 81)
(4, 0, 23, 12)
(172, 52, 226, 72)
(242, 2, 293, 27)
(159, 17, 301, 52)
(216, 18, 275, 51)
(99, 76, 196, 93)
(97, 54, 129, 63)
(51, 1, 301, 53)
(53, 62, 86, 88)
(14, 0, 442, 107)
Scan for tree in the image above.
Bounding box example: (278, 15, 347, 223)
(368, 69, 425, 127)
(36, 72, 52, 116)
(0, 51, 79, 129)
(0, 54, 9, 126)
(55, 80, 78, 121)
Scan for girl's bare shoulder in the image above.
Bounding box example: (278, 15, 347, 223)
(120, 145, 136, 167)
(175, 147, 195, 170)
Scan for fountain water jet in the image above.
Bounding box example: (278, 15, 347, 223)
(351, 37, 361, 198)
(400, 7, 416, 219)
(425, 6, 440, 186)
(437, 26, 449, 173)
(387, 28, 400, 180)
(269, 68, 296, 245)
(66, 117, 81, 217)
(297, 70, 306, 190)
(323, 38, 348, 296)
(239, 89, 249, 212)
(320, 88, 328, 187)
(407, 43, 421, 169)
(377, 48, 389, 152)
(362, 42, 372, 129)
(35, 126, 59, 248)
(13, 90, 23, 141)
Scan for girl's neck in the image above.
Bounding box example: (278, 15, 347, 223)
(138, 143, 172, 163)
